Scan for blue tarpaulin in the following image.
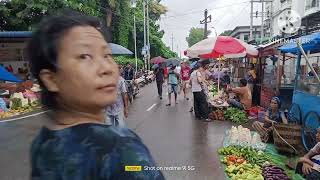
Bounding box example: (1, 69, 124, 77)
(0, 31, 133, 55)
(0, 66, 22, 82)
(0, 31, 32, 38)
(279, 32, 320, 54)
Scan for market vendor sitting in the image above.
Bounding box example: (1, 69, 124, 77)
(296, 127, 320, 179)
(227, 79, 252, 110)
(252, 97, 288, 143)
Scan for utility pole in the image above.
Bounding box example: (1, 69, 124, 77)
(143, 0, 147, 70)
(250, 0, 254, 41)
(261, 1, 264, 44)
(130, 0, 137, 73)
(171, 33, 174, 52)
(249, 0, 273, 42)
(176, 44, 179, 58)
(146, 0, 150, 70)
(200, 9, 212, 39)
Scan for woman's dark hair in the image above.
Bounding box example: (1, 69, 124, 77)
(18, 68, 23, 73)
(27, 10, 103, 109)
(271, 96, 281, 109)
(239, 79, 247, 86)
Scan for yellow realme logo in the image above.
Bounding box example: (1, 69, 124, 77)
(125, 166, 142, 171)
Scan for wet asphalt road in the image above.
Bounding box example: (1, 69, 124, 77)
(0, 82, 232, 180)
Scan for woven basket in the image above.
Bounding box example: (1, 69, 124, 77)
(272, 123, 304, 154)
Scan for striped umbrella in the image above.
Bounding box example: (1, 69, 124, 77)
(184, 36, 258, 58)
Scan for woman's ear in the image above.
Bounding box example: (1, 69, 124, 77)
(39, 69, 60, 92)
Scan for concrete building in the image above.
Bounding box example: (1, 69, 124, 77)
(265, 0, 293, 37)
(266, 0, 320, 37)
(229, 26, 261, 42)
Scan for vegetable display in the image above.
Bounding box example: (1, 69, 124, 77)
(0, 101, 41, 119)
(219, 145, 304, 180)
(219, 146, 270, 167)
(226, 163, 264, 180)
(209, 84, 218, 95)
(224, 107, 248, 124)
(262, 165, 290, 180)
(226, 126, 267, 150)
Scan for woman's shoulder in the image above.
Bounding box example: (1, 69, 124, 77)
(31, 124, 142, 155)
(31, 124, 164, 179)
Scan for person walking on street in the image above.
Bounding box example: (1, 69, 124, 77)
(124, 63, 135, 81)
(190, 62, 210, 122)
(180, 62, 191, 100)
(106, 70, 129, 127)
(154, 63, 165, 100)
(166, 65, 179, 106)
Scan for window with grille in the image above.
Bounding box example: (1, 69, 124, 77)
(306, 0, 320, 10)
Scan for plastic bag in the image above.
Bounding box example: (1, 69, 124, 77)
(0, 98, 8, 112)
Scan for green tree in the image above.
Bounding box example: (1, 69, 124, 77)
(0, 0, 177, 59)
(220, 30, 232, 36)
(186, 27, 211, 47)
(111, 0, 176, 59)
(0, 0, 101, 31)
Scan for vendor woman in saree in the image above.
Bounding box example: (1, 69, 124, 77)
(252, 97, 288, 142)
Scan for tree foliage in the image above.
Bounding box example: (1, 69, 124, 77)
(0, 0, 101, 31)
(111, 0, 176, 59)
(0, 0, 177, 60)
(186, 27, 211, 47)
(220, 30, 233, 36)
(114, 56, 144, 68)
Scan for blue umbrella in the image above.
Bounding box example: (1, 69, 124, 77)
(109, 43, 133, 55)
(190, 61, 197, 69)
(152, 64, 159, 69)
(166, 58, 181, 66)
(0, 66, 22, 82)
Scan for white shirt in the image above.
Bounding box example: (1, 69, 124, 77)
(190, 70, 202, 92)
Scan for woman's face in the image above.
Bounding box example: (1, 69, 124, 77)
(42, 26, 119, 111)
(270, 99, 279, 110)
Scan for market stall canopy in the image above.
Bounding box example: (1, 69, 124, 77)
(109, 43, 133, 55)
(279, 32, 320, 54)
(0, 66, 22, 82)
(150, 56, 166, 64)
(184, 36, 258, 58)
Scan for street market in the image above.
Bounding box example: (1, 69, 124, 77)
(1, 0, 320, 180)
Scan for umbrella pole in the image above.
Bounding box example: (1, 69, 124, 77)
(218, 56, 220, 94)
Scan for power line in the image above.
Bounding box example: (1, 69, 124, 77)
(161, 1, 251, 20)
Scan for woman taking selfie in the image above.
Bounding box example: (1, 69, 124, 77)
(28, 11, 164, 180)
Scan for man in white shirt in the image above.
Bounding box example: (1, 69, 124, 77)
(190, 62, 210, 122)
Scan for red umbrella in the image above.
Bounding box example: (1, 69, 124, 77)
(150, 56, 166, 64)
(184, 36, 258, 58)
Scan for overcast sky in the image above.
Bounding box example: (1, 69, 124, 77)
(159, 0, 262, 56)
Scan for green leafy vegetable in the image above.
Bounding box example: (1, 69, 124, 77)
(224, 107, 248, 124)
